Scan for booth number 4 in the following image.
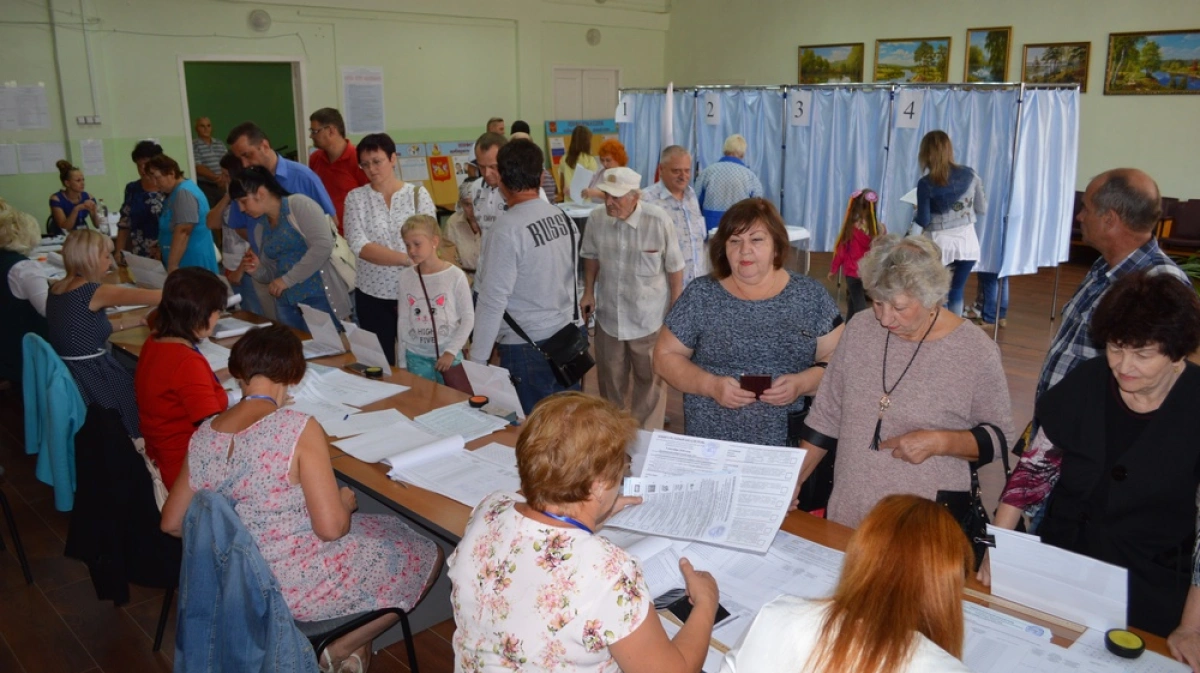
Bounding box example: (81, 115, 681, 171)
(895, 90, 924, 129)
(789, 90, 813, 127)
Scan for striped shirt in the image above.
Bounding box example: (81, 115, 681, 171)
(1036, 238, 1187, 400)
(191, 137, 226, 176)
(642, 181, 708, 287)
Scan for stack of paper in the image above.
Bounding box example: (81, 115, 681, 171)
(388, 441, 521, 508)
(196, 339, 232, 372)
(212, 316, 263, 339)
(288, 363, 409, 425)
(124, 252, 166, 289)
(413, 403, 508, 443)
(606, 431, 804, 553)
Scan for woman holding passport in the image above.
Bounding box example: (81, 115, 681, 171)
(654, 198, 843, 448)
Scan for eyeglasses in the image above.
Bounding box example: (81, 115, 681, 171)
(308, 125, 330, 137)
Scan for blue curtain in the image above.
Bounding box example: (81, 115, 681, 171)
(1003, 88, 1080, 276)
(880, 88, 1019, 274)
(617, 91, 696, 189)
(694, 89, 785, 208)
(781, 88, 890, 251)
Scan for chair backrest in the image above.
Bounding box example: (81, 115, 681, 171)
(1162, 196, 1180, 220)
(178, 490, 315, 672)
(1171, 201, 1200, 238)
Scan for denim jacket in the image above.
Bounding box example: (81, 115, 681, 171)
(22, 333, 86, 511)
(915, 165, 987, 232)
(176, 490, 316, 673)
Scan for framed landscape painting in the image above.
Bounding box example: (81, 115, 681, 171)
(1105, 29, 1200, 94)
(965, 27, 1012, 83)
(874, 37, 951, 83)
(1022, 42, 1090, 92)
(798, 43, 865, 84)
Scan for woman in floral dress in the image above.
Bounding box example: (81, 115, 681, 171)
(162, 325, 441, 672)
(448, 392, 720, 673)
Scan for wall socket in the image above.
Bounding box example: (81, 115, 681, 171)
(74, 115, 102, 126)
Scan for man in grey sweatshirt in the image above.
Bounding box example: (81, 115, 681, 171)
(470, 138, 582, 413)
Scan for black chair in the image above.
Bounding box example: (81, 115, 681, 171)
(297, 607, 420, 673)
(0, 465, 33, 584)
(1162, 200, 1200, 255)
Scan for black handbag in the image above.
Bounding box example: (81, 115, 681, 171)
(788, 400, 835, 514)
(936, 423, 1012, 571)
(501, 216, 594, 388)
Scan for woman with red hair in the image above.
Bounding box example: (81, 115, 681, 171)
(721, 494, 973, 673)
(582, 139, 630, 202)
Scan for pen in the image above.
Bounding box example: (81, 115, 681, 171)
(343, 414, 349, 421)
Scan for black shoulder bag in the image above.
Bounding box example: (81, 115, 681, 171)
(935, 422, 1012, 571)
(502, 214, 594, 388)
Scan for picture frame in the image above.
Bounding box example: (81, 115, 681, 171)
(798, 43, 865, 84)
(1021, 42, 1091, 92)
(965, 27, 1012, 83)
(874, 37, 952, 83)
(1105, 29, 1200, 95)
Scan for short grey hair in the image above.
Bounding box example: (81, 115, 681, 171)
(1091, 169, 1161, 234)
(722, 134, 747, 158)
(858, 234, 950, 309)
(660, 145, 690, 164)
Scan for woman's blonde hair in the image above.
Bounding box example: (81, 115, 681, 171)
(0, 199, 42, 254)
(400, 214, 441, 241)
(60, 228, 113, 277)
(805, 494, 971, 673)
(516, 392, 636, 511)
(857, 234, 949, 309)
(918, 130, 956, 187)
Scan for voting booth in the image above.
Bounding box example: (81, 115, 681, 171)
(616, 83, 1081, 281)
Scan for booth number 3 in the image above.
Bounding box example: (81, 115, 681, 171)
(789, 90, 813, 127)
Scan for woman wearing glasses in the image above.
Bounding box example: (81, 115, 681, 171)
(342, 133, 437, 366)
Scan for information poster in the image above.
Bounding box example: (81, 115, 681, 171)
(341, 67, 385, 134)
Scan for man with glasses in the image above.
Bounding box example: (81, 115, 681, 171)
(308, 107, 368, 234)
(580, 167, 683, 429)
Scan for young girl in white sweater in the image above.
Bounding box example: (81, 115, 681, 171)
(396, 214, 474, 383)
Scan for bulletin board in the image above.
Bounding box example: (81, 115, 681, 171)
(395, 142, 432, 199)
(425, 141, 475, 209)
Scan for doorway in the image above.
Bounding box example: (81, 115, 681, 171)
(179, 57, 307, 169)
(553, 67, 619, 119)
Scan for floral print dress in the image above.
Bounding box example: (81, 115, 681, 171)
(448, 492, 650, 672)
(188, 408, 440, 621)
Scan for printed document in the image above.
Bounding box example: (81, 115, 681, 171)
(298, 305, 346, 359)
(607, 431, 804, 552)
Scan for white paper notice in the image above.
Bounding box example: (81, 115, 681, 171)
(703, 91, 722, 126)
(80, 139, 105, 176)
(900, 187, 919, 205)
(568, 165, 594, 204)
(398, 157, 430, 182)
(15, 86, 50, 130)
(344, 323, 392, 370)
(0, 145, 17, 175)
(614, 94, 634, 123)
(18, 143, 64, 174)
(895, 88, 925, 129)
(0, 88, 18, 131)
(989, 524, 1128, 632)
(341, 67, 385, 134)
(788, 89, 813, 127)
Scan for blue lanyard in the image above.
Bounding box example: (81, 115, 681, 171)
(191, 344, 221, 384)
(243, 394, 279, 406)
(541, 511, 593, 534)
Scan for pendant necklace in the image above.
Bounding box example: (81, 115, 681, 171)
(872, 308, 939, 451)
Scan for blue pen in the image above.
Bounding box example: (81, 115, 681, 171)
(343, 414, 349, 421)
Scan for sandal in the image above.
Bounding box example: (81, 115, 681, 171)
(320, 649, 336, 673)
(337, 652, 364, 673)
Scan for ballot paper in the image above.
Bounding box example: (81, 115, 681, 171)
(569, 165, 595, 204)
(196, 339, 231, 372)
(962, 620, 1094, 673)
(1068, 628, 1189, 673)
(607, 431, 804, 553)
(900, 187, 919, 205)
(461, 360, 525, 420)
(413, 402, 508, 443)
(298, 305, 347, 359)
(989, 524, 1128, 632)
(293, 363, 409, 409)
(320, 408, 408, 439)
(344, 323, 392, 370)
(388, 443, 522, 508)
(212, 316, 263, 339)
(124, 252, 166, 289)
(332, 418, 444, 464)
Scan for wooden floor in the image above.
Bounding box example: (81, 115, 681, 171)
(0, 251, 1092, 672)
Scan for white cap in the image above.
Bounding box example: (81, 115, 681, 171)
(595, 167, 642, 197)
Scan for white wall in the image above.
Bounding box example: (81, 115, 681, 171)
(0, 0, 667, 218)
(665, 0, 1200, 200)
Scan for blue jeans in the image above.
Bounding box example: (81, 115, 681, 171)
(946, 260, 975, 316)
(495, 328, 584, 415)
(230, 272, 263, 316)
(976, 272, 1009, 324)
(275, 293, 343, 333)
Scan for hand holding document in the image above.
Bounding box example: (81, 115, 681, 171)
(605, 431, 804, 553)
(344, 323, 392, 370)
(298, 305, 346, 359)
(988, 524, 1128, 632)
